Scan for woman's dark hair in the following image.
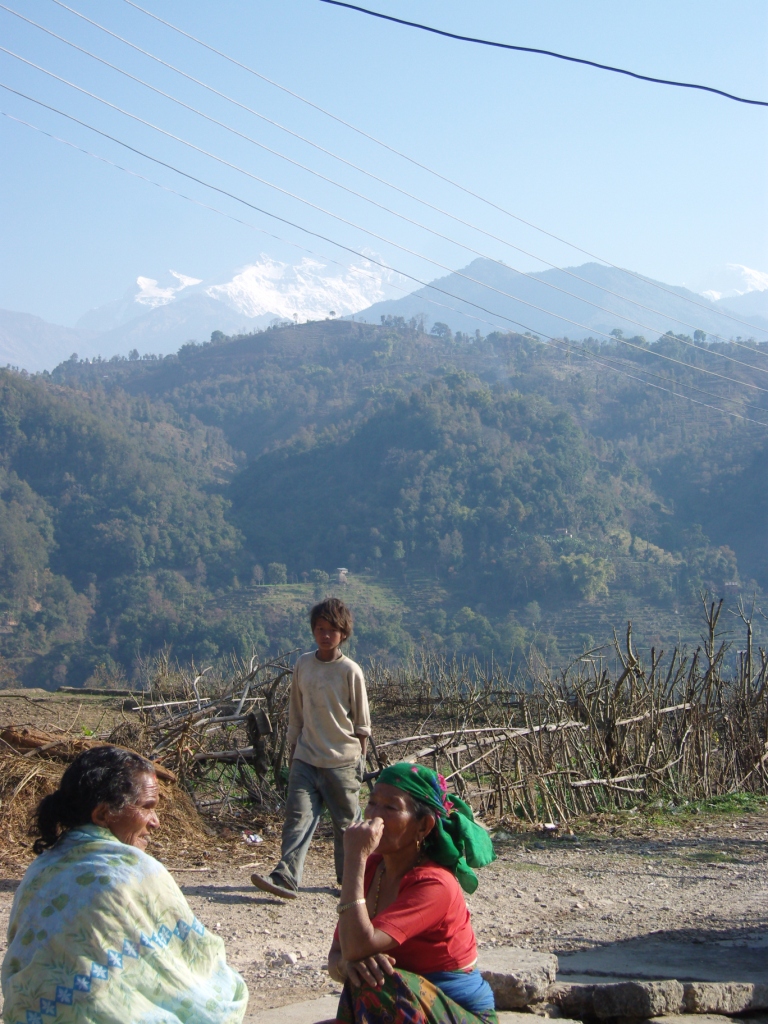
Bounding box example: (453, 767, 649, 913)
(33, 745, 155, 855)
(403, 792, 437, 847)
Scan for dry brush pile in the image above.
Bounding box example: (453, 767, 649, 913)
(2, 599, 765, 851)
(127, 650, 297, 822)
(0, 726, 207, 864)
(365, 600, 768, 823)
(131, 598, 768, 827)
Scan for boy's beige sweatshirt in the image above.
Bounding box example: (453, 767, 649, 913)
(287, 650, 371, 768)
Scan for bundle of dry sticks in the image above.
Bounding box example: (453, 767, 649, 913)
(128, 652, 297, 817)
(131, 600, 768, 826)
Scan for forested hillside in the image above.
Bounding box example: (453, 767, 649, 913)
(1, 317, 765, 688)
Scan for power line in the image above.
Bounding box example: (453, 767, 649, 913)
(318, 0, 768, 109)
(0, 83, 533, 334)
(9, 7, 766, 377)
(0, 112, 517, 337)
(571, 344, 768, 418)
(2, 111, 519, 335)
(3, 50, 765, 399)
(37, 1, 768, 352)
(2, 97, 764, 428)
(564, 343, 767, 427)
(0, 112, 413, 303)
(117, 0, 768, 340)
(35, 0, 757, 356)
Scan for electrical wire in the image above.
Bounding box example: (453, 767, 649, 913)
(0, 112, 412, 304)
(570, 345, 768, 417)
(318, 0, 768, 109)
(8, 7, 766, 377)
(563, 343, 767, 427)
(35, 0, 768, 355)
(3, 49, 766, 398)
(0, 113, 512, 338)
(0, 109, 512, 336)
(118, 0, 768, 339)
(9, 3, 765, 372)
(1, 98, 764, 428)
(0, 84, 530, 334)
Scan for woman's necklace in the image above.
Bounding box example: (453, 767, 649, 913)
(370, 850, 424, 917)
(370, 862, 385, 917)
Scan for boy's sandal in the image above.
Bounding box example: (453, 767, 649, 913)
(250, 872, 298, 899)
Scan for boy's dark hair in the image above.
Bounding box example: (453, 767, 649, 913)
(33, 745, 155, 854)
(310, 598, 354, 638)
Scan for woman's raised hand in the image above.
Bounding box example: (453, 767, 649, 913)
(343, 817, 384, 859)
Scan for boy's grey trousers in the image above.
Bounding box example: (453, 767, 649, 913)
(270, 757, 363, 891)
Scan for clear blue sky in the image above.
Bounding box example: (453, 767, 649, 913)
(1, 0, 766, 325)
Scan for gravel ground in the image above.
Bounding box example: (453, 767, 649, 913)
(2, 694, 765, 1017)
(3, 813, 764, 1017)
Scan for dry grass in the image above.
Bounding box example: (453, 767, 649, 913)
(0, 752, 62, 865)
(361, 603, 768, 823)
(0, 748, 218, 871)
(6, 598, 762, 853)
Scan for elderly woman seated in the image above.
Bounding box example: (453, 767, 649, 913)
(328, 762, 497, 1024)
(2, 745, 247, 1024)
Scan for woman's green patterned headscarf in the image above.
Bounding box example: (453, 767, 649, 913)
(376, 762, 495, 893)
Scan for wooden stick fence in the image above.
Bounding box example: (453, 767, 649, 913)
(132, 605, 768, 824)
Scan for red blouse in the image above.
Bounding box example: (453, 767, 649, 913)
(335, 853, 477, 974)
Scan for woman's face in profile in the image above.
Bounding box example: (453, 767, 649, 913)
(92, 772, 160, 850)
(364, 782, 431, 854)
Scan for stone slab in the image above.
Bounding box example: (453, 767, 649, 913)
(551, 979, 768, 1019)
(638, 1016, 732, 1024)
(685, 981, 768, 1014)
(592, 980, 685, 1019)
(498, 1015, 579, 1024)
(244, 994, 339, 1024)
(479, 947, 559, 1010)
(548, 981, 595, 1018)
(557, 935, 768, 985)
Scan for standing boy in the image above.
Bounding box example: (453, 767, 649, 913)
(251, 598, 370, 899)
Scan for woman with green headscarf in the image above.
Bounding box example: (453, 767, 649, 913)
(327, 762, 497, 1024)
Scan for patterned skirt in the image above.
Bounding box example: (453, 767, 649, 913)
(333, 968, 499, 1024)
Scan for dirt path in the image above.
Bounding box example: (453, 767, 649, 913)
(2, 815, 765, 1018)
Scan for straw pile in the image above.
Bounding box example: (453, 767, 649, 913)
(0, 727, 213, 868)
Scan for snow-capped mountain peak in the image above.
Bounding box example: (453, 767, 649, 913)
(135, 270, 202, 308)
(693, 263, 768, 302)
(205, 255, 404, 320)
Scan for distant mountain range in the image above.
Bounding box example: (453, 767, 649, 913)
(2, 258, 767, 372)
(0, 256, 406, 372)
(357, 261, 768, 343)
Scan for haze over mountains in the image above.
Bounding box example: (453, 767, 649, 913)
(361, 261, 768, 343)
(1, 258, 767, 372)
(0, 255, 407, 371)
(2, 313, 766, 688)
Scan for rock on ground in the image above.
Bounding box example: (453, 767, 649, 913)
(638, 1017, 733, 1024)
(684, 982, 768, 1014)
(479, 947, 558, 1009)
(592, 980, 685, 1019)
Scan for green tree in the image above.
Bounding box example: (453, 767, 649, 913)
(267, 562, 288, 585)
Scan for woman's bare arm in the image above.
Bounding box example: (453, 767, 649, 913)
(327, 938, 345, 983)
(328, 933, 395, 989)
(337, 821, 397, 961)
